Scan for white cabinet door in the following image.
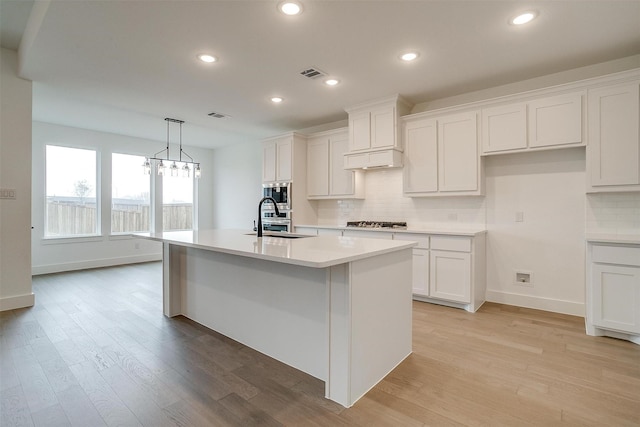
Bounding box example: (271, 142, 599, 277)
(437, 112, 478, 193)
(370, 104, 396, 150)
(349, 111, 371, 152)
(412, 248, 429, 297)
(429, 250, 471, 303)
(588, 83, 640, 187)
(591, 263, 640, 334)
(403, 118, 438, 193)
(276, 138, 293, 181)
(329, 133, 354, 196)
(528, 93, 582, 148)
(482, 103, 527, 153)
(262, 141, 277, 182)
(307, 137, 329, 197)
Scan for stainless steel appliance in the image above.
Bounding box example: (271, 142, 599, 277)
(261, 182, 292, 233)
(346, 221, 407, 229)
(261, 218, 291, 233)
(262, 182, 291, 211)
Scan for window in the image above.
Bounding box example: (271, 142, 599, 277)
(112, 153, 150, 233)
(45, 145, 98, 237)
(163, 163, 194, 231)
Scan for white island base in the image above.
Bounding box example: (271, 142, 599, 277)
(147, 231, 414, 408)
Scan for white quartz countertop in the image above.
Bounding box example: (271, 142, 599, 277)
(296, 224, 487, 237)
(585, 233, 640, 245)
(134, 229, 417, 268)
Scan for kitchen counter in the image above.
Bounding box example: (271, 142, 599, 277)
(135, 229, 416, 268)
(297, 224, 487, 237)
(585, 233, 640, 245)
(134, 229, 413, 408)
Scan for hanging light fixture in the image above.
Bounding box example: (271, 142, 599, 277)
(143, 118, 201, 178)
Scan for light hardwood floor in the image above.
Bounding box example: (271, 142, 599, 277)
(1, 262, 639, 426)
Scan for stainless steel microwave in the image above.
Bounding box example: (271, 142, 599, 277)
(262, 182, 291, 211)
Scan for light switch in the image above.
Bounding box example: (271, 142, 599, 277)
(0, 188, 16, 199)
(515, 211, 524, 222)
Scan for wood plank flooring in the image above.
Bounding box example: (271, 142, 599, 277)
(1, 262, 639, 426)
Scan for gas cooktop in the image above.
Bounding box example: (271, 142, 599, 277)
(346, 221, 407, 229)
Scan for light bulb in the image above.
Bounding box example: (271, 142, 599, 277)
(182, 163, 191, 178)
(157, 160, 165, 176)
(170, 161, 179, 177)
(194, 164, 202, 179)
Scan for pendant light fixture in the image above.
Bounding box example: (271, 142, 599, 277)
(143, 118, 201, 178)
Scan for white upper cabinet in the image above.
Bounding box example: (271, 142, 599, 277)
(528, 93, 583, 148)
(403, 118, 438, 194)
(349, 111, 372, 152)
(344, 95, 412, 169)
(306, 136, 330, 197)
(330, 133, 358, 196)
(262, 136, 293, 182)
(438, 112, 479, 193)
(307, 129, 363, 199)
(402, 111, 481, 197)
(481, 92, 584, 156)
(587, 81, 640, 192)
(402, 111, 483, 197)
(482, 103, 527, 153)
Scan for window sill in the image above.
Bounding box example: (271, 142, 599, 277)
(41, 235, 103, 245)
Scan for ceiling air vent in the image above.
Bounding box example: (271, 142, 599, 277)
(300, 67, 328, 80)
(208, 112, 229, 119)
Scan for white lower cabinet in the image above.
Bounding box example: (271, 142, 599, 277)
(411, 249, 429, 296)
(429, 250, 471, 303)
(586, 241, 640, 344)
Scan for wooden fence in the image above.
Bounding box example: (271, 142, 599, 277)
(46, 201, 192, 235)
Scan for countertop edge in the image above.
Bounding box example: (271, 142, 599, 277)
(585, 233, 640, 245)
(134, 233, 417, 268)
(296, 225, 487, 237)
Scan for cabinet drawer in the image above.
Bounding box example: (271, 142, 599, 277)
(342, 229, 393, 240)
(592, 244, 640, 267)
(431, 235, 471, 252)
(393, 233, 429, 249)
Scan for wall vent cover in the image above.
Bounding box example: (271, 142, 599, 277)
(300, 67, 328, 80)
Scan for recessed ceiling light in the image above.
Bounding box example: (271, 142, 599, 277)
(279, 1, 303, 15)
(271, 97, 284, 103)
(197, 54, 217, 63)
(510, 11, 537, 25)
(324, 78, 339, 86)
(400, 52, 419, 62)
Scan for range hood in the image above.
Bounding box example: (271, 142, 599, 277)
(344, 149, 403, 170)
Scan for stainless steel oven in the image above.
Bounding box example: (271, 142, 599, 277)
(261, 219, 291, 233)
(262, 182, 291, 211)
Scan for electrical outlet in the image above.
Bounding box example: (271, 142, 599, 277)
(515, 211, 524, 222)
(448, 213, 458, 221)
(0, 188, 16, 199)
(515, 270, 533, 287)
(135, 242, 140, 250)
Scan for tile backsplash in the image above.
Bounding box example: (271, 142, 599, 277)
(315, 168, 486, 228)
(586, 193, 640, 234)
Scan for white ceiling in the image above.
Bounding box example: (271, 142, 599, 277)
(2, 0, 640, 149)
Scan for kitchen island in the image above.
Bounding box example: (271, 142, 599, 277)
(134, 229, 416, 407)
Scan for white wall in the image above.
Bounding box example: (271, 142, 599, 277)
(315, 168, 486, 227)
(211, 141, 262, 230)
(0, 48, 34, 311)
(31, 121, 215, 274)
(484, 148, 586, 315)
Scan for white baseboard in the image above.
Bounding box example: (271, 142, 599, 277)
(32, 253, 162, 275)
(485, 289, 584, 317)
(0, 292, 35, 312)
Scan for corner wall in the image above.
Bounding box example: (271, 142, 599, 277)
(0, 48, 34, 311)
(211, 141, 262, 230)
